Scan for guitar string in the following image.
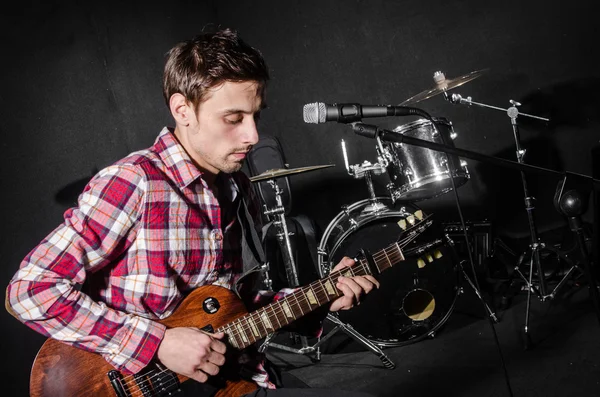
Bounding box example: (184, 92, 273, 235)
(115, 219, 432, 392)
(115, 260, 375, 393)
(117, 239, 426, 394)
(116, 231, 427, 392)
(117, 245, 426, 396)
(117, 242, 427, 396)
(114, 261, 366, 389)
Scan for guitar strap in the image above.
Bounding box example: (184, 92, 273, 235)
(235, 189, 268, 298)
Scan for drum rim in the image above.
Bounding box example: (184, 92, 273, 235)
(388, 170, 470, 201)
(392, 116, 452, 134)
(317, 197, 419, 278)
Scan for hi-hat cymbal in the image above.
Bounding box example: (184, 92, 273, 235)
(250, 164, 335, 182)
(400, 69, 488, 106)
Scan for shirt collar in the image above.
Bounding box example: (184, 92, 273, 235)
(153, 127, 241, 200)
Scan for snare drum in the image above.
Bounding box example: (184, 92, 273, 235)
(384, 118, 469, 201)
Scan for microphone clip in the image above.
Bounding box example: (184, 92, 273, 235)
(350, 122, 379, 139)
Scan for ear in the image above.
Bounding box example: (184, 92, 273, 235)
(169, 93, 193, 126)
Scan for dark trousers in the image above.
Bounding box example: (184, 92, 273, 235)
(242, 388, 375, 397)
(179, 380, 375, 397)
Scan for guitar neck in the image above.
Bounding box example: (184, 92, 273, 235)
(218, 241, 405, 349)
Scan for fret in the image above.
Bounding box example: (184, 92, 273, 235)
(235, 318, 250, 344)
(305, 286, 319, 307)
(280, 300, 295, 320)
(394, 242, 405, 262)
(314, 279, 329, 303)
(250, 311, 267, 338)
(310, 282, 328, 306)
(382, 248, 392, 269)
(223, 324, 240, 349)
(269, 303, 283, 329)
(259, 308, 274, 331)
(292, 290, 305, 316)
(247, 314, 260, 338)
(323, 278, 337, 297)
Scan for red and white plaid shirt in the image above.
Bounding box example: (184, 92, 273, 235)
(6, 127, 279, 386)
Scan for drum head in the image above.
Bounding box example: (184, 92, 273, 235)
(320, 198, 459, 347)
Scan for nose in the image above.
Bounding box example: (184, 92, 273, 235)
(243, 118, 259, 146)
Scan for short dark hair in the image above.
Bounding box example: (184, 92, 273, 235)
(162, 28, 270, 110)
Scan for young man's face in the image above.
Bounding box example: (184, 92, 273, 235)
(184, 80, 262, 176)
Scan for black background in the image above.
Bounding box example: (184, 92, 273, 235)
(1, 1, 599, 395)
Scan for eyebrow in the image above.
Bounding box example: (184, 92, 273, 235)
(221, 103, 268, 115)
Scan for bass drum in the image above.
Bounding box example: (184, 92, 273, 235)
(318, 197, 460, 347)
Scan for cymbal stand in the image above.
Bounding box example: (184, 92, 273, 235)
(445, 91, 580, 347)
(257, 179, 395, 368)
(258, 179, 311, 355)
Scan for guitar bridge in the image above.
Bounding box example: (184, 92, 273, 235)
(108, 370, 128, 397)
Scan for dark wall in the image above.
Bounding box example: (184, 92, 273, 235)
(216, 0, 600, 237)
(1, 0, 598, 395)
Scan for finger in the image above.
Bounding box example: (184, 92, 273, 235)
(331, 285, 354, 310)
(211, 331, 225, 339)
(188, 369, 209, 384)
(206, 350, 226, 366)
(197, 361, 220, 377)
(337, 278, 361, 304)
(209, 338, 227, 354)
(332, 257, 356, 272)
(364, 275, 381, 289)
(350, 275, 377, 293)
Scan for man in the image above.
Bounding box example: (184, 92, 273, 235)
(6, 28, 377, 397)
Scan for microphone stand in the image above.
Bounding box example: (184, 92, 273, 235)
(350, 121, 600, 336)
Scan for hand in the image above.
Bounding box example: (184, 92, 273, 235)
(157, 327, 226, 383)
(329, 256, 380, 312)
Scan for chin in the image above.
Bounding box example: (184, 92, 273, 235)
(220, 163, 243, 174)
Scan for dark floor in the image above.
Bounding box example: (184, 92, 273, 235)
(265, 270, 600, 397)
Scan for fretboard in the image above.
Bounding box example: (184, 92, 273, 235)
(217, 241, 406, 349)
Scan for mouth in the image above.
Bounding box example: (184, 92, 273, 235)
(231, 151, 248, 160)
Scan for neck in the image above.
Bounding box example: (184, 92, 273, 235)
(172, 126, 219, 187)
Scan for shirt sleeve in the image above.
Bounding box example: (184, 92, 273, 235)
(5, 164, 166, 374)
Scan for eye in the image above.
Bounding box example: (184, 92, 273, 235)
(225, 117, 243, 125)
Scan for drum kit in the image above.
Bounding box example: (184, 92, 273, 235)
(250, 67, 596, 363)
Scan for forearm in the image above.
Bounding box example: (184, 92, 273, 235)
(7, 263, 166, 374)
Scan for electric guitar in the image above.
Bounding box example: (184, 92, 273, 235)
(30, 210, 439, 397)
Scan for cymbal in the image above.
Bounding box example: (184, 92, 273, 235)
(400, 69, 488, 106)
(250, 164, 335, 182)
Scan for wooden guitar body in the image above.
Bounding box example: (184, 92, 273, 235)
(30, 285, 257, 397)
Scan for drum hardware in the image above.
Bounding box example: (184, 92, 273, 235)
(340, 138, 389, 213)
(438, 82, 571, 347)
(446, 236, 499, 323)
(442, 220, 493, 270)
(253, 169, 396, 368)
(424, 74, 600, 345)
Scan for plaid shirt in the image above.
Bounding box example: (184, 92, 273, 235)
(6, 127, 280, 386)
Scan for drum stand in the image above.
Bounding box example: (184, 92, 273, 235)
(257, 179, 396, 369)
(446, 92, 584, 347)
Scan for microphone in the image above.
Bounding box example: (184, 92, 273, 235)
(303, 102, 427, 124)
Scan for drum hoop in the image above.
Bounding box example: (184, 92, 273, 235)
(318, 197, 417, 277)
(389, 170, 470, 196)
(392, 117, 451, 134)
